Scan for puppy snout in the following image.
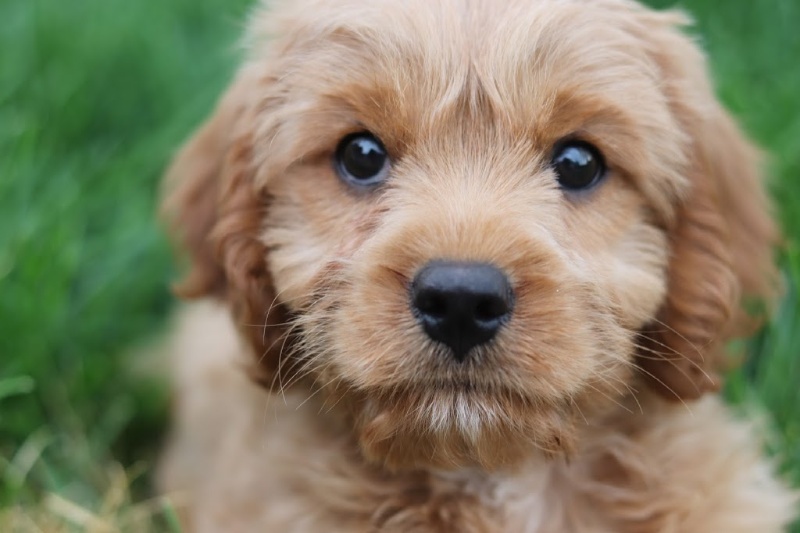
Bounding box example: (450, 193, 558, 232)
(410, 261, 513, 361)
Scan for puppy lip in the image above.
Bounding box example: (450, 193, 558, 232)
(365, 380, 492, 396)
(420, 332, 497, 363)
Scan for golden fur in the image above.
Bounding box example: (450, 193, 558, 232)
(158, 0, 798, 530)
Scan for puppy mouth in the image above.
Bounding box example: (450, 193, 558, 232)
(347, 366, 533, 402)
(396, 377, 497, 395)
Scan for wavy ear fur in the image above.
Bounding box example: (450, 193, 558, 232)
(635, 11, 779, 400)
(160, 68, 289, 384)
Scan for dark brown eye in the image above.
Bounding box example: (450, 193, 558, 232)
(335, 132, 390, 187)
(552, 141, 605, 190)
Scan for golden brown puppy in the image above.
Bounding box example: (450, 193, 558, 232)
(158, 0, 798, 530)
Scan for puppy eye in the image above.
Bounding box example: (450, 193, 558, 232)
(335, 132, 390, 187)
(551, 141, 605, 191)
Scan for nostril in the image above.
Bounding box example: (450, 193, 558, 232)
(474, 295, 509, 323)
(414, 290, 448, 319)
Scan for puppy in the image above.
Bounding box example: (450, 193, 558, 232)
(158, 0, 798, 530)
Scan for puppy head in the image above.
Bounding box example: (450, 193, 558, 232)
(162, 0, 777, 469)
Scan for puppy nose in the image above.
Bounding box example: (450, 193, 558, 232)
(411, 261, 513, 361)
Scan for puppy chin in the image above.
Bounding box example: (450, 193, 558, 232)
(342, 385, 579, 471)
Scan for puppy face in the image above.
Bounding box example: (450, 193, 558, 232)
(163, 0, 777, 469)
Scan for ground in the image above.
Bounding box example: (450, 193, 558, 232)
(0, 0, 798, 530)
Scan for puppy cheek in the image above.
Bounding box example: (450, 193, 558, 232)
(605, 224, 669, 330)
(262, 199, 384, 311)
(499, 284, 614, 398)
(266, 238, 332, 308)
(328, 262, 425, 387)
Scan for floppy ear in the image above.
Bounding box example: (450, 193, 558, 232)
(635, 13, 779, 400)
(160, 69, 291, 384)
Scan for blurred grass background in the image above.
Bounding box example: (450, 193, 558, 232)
(0, 0, 798, 530)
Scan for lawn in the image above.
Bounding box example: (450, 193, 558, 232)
(1, 0, 798, 530)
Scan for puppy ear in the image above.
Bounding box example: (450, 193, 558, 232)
(161, 69, 290, 383)
(160, 72, 252, 298)
(637, 13, 779, 401)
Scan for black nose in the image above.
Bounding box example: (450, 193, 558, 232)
(410, 261, 514, 361)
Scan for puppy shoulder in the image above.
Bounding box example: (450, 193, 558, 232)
(579, 396, 798, 533)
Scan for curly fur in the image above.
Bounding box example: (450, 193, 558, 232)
(158, 0, 797, 530)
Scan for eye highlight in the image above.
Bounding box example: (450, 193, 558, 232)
(551, 141, 605, 191)
(334, 132, 390, 188)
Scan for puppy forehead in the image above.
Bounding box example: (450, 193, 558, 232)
(250, 0, 687, 209)
(253, 0, 665, 125)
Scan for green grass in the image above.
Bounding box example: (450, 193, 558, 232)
(1, 0, 798, 530)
